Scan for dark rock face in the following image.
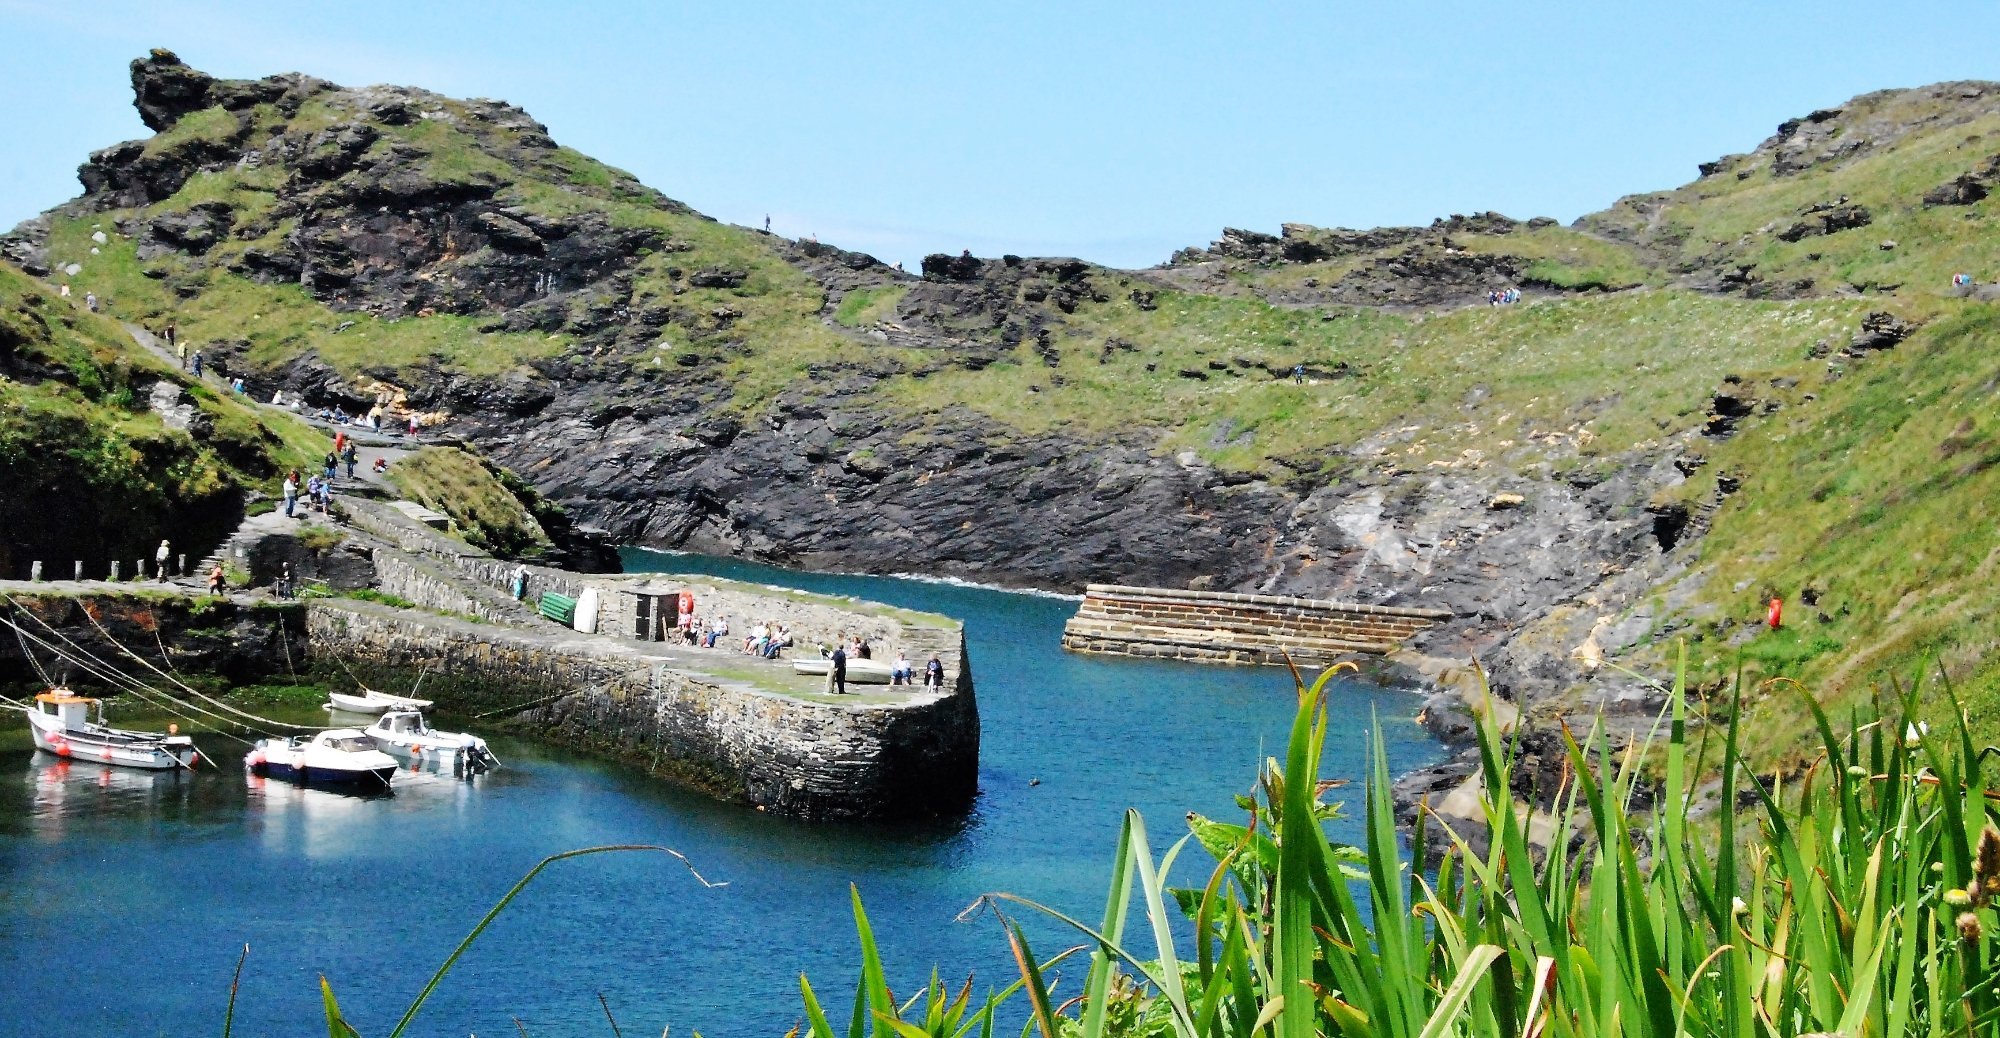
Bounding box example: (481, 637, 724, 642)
(1925, 157, 1999, 206)
(1776, 204, 1872, 242)
(130, 49, 216, 131)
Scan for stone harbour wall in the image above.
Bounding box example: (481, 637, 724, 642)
(1062, 583, 1452, 666)
(304, 600, 978, 821)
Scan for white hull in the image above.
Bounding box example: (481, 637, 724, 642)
(365, 710, 499, 772)
(246, 731, 398, 789)
(327, 689, 434, 714)
(792, 658, 894, 684)
(27, 709, 198, 770)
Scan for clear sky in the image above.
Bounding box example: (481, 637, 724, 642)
(2, 1, 1995, 270)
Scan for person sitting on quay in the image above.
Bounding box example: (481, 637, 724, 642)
(853, 635, 872, 660)
(891, 651, 913, 686)
(923, 655, 944, 689)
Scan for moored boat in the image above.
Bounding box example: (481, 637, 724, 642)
(325, 688, 434, 715)
(245, 730, 397, 789)
(791, 658, 894, 684)
(26, 689, 201, 770)
(365, 710, 500, 772)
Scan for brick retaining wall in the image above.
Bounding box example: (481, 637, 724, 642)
(1062, 584, 1451, 666)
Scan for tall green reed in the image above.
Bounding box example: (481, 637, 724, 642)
(824, 651, 2000, 1037)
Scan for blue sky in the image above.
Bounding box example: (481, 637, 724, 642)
(2, 1, 1994, 270)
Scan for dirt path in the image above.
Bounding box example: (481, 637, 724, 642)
(122, 323, 417, 495)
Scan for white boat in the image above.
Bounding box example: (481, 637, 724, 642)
(245, 730, 397, 789)
(326, 688, 434, 715)
(365, 710, 500, 772)
(26, 689, 201, 770)
(792, 657, 895, 684)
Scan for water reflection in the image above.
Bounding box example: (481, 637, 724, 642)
(0, 557, 1446, 1037)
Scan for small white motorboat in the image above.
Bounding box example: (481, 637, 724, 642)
(326, 688, 434, 715)
(246, 730, 397, 789)
(26, 689, 201, 770)
(365, 710, 500, 772)
(792, 657, 894, 684)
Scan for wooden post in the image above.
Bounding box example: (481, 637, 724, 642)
(74, 561, 83, 581)
(30, 561, 42, 582)
(109, 561, 120, 581)
(177, 554, 186, 577)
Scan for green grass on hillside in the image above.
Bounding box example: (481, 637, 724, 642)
(873, 286, 1868, 474)
(832, 285, 906, 327)
(387, 446, 554, 558)
(1607, 301, 2000, 763)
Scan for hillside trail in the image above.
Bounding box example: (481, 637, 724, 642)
(119, 321, 432, 588)
(121, 322, 415, 494)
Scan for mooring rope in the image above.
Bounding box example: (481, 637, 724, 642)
(1, 595, 331, 738)
(1, 614, 256, 743)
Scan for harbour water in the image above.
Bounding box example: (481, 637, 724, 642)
(0, 553, 1444, 1036)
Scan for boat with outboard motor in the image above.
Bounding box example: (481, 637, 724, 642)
(325, 688, 434, 715)
(25, 689, 201, 770)
(364, 710, 500, 773)
(245, 730, 397, 789)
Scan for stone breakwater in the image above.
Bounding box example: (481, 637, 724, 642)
(0, 563, 980, 821)
(308, 601, 978, 821)
(1062, 584, 1453, 666)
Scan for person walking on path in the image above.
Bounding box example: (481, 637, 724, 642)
(283, 471, 300, 518)
(923, 655, 944, 690)
(206, 564, 225, 596)
(1292, 363, 1305, 385)
(175, 341, 187, 369)
(828, 643, 848, 695)
(154, 539, 171, 581)
(275, 564, 294, 600)
(322, 452, 338, 482)
(84, 291, 97, 313)
(191, 351, 203, 378)
(342, 443, 358, 478)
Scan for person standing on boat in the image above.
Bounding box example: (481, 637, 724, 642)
(923, 655, 944, 690)
(154, 539, 171, 580)
(828, 642, 848, 695)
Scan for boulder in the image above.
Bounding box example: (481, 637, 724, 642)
(1924, 173, 1991, 207)
(687, 266, 747, 288)
(1849, 311, 1914, 352)
(146, 201, 235, 255)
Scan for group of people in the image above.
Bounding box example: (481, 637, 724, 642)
(821, 637, 946, 695)
(1486, 287, 1524, 305)
(282, 468, 335, 517)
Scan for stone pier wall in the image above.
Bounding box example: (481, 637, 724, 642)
(1062, 583, 1452, 666)
(305, 601, 978, 821)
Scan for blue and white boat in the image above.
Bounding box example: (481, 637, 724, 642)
(245, 730, 397, 789)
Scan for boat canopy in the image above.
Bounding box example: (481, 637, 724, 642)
(34, 689, 97, 705)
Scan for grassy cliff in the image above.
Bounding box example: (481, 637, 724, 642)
(0, 262, 322, 575)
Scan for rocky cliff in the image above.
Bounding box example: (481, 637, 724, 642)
(10, 51, 2000, 761)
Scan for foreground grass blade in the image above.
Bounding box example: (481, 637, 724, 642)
(386, 845, 703, 1038)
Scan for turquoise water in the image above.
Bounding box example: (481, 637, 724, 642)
(0, 553, 1442, 1036)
